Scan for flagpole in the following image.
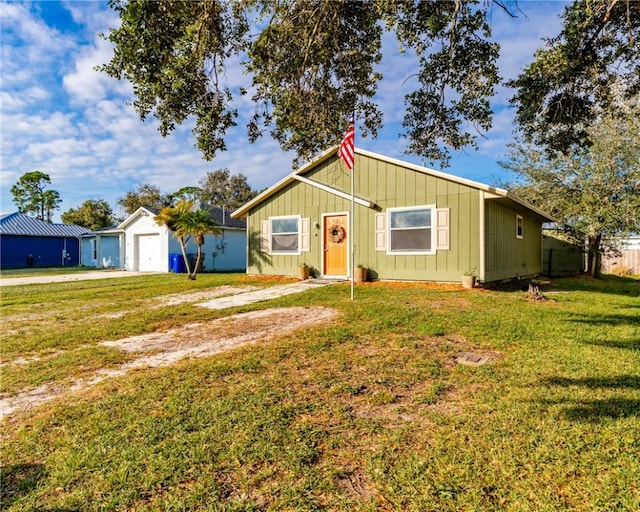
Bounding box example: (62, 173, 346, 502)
(337, 116, 356, 300)
(350, 117, 355, 301)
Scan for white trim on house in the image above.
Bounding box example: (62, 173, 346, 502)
(516, 214, 524, 239)
(479, 191, 486, 282)
(386, 204, 437, 256)
(293, 175, 374, 208)
(118, 206, 158, 229)
(269, 215, 302, 255)
(231, 147, 555, 223)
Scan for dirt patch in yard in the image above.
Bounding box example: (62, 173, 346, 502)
(0, 286, 259, 329)
(148, 285, 258, 308)
(0, 306, 339, 421)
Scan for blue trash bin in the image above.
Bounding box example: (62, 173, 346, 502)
(169, 253, 187, 273)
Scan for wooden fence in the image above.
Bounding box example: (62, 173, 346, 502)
(602, 249, 640, 275)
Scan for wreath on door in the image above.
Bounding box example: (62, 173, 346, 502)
(328, 224, 346, 244)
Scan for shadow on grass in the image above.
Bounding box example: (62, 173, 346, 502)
(542, 375, 640, 423)
(544, 375, 640, 389)
(563, 311, 640, 328)
(482, 274, 640, 296)
(582, 338, 640, 351)
(563, 398, 640, 422)
(551, 274, 640, 296)
(0, 463, 47, 510)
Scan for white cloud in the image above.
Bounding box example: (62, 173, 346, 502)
(0, 2, 74, 66)
(63, 0, 120, 34)
(63, 38, 123, 103)
(0, 91, 26, 111)
(2, 111, 77, 138)
(1, 1, 570, 219)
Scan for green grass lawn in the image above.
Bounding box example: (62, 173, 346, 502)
(1, 273, 639, 511)
(0, 265, 101, 277)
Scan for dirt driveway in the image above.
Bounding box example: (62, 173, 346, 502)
(1, 276, 341, 420)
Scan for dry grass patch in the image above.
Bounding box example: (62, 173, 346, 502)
(2, 274, 639, 511)
(1, 307, 339, 420)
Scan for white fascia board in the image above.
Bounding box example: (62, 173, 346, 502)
(232, 147, 340, 219)
(293, 175, 374, 208)
(117, 207, 157, 229)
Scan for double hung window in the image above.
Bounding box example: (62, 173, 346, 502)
(388, 206, 435, 254)
(270, 216, 300, 254)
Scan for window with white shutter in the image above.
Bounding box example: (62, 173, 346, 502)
(300, 218, 310, 252)
(375, 213, 386, 251)
(387, 205, 435, 255)
(260, 220, 270, 253)
(435, 208, 450, 251)
(270, 216, 301, 255)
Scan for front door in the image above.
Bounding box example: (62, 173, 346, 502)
(323, 214, 348, 277)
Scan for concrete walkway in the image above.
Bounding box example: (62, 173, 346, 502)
(0, 270, 159, 287)
(197, 280, 339, 309)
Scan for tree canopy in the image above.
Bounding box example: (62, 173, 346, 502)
(500, 93, 640, 277)
(61, 199, 115, 230)
(101, 0, 503, 167)
(10, 171, 61, 223)
(198, 169, 257, 212)
(117, 183, 169, 216)
(508, 0, 640, 154)
(503, 0, 639, 277)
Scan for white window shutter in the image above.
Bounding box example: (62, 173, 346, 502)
(436, 208, 450, 251)
(300, 218, 310, 252)
(260, 219, 270, 253)
(375, 213, 386, 251)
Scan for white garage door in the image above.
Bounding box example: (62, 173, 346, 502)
(136, 234, 162, 271)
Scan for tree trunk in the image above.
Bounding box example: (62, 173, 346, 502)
(179, 239, 193, 279)
(586, 234, 602, 278)
(191, 246, 204, 280)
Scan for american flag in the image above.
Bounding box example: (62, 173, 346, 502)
(338, 118, 355, 170)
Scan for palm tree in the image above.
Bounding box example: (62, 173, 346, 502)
(177, 208, 221, 280)
(155, 200, 195, 278)
(155, 201, 221, 280)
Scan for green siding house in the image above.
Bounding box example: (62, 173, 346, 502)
(232, 147, 554, 284)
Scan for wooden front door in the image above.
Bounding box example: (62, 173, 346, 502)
(323, 214, 348, 277)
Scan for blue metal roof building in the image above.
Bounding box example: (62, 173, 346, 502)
(0, 212, 89, 269)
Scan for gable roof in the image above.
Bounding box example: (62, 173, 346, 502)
(231, 147, 554, 222)
(117, 205, 246, 231)
(0, 212, 89, 237)
(206, 205, 246, 229)
(117, 206, 160, 229)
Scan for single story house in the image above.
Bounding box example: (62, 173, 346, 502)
(232, 147, 554, 284)
(0, 212, 88, 269)
(80, 226, 123, 269)
(81, 205, 247, 273)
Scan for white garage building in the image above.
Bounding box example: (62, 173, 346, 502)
(82, 206, 247, 273)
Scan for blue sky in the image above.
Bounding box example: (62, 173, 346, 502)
(1, 1, 568, 221)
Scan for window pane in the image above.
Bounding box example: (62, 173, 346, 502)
(390, 228, 431, 251)
(390, 209, 430, 228)
(272, 218, 298, 233)
(272, 233, 298, 252)
(516, 216, 523, 237)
